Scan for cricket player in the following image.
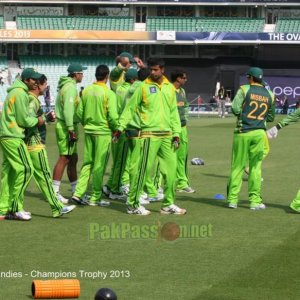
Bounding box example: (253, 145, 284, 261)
(267, 105, 300, 213)
(171, 68, 195, 194)
(52, 63, 87, 203)
(109, 52, 136, 92)
(25, 74, 76, 217)
(107, 68, 138, 200)
(0, 68, 45, 220)
(244, 80, 271, 178)
(71, 65, 118, 206)
(117, 57, 186, 215)
(227, 67, 275, 210)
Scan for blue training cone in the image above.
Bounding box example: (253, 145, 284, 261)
(214, 194, 225, 200)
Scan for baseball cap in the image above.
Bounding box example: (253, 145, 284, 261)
(125, 68, 138, 81)
(246, 67, 263, 80)
(67, 63, 87, 73)
(119, 52, 135, 63)
(21, 68, 43, 80)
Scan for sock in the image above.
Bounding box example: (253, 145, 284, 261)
(53, 180, 61, 194)
(71, 181, 77, 193)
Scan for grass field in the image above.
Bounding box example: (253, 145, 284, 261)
(2, 116, 300, 300)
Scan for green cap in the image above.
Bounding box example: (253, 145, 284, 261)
(67, 63, 87, 73)
(125, 68, 138, 81)
(21, 68, 43, 80)
(246, 67, 263, 80)
(119, 52, 135, 63)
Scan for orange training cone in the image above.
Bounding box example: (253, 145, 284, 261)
(32, 279, 80, 299)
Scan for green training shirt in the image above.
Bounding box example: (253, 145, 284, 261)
(175, 87, 189, 127)
(55, 76, 80, 131)
(116, 81, 131, 115)
(76, 82, 118, 135)
(232, 83, 275, 133)
(24, 92, 45, 151)
(0, 79, 38, 139)
(109, 64, 126, 92)
(118, 76, 181, 137)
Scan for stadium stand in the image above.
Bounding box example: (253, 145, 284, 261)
(16, 55, 116, 104)
(16, 16, 134, 31)
(275, 18, 300, 33)
(146, 17, 265, 32)
(0, 16, 4, 29)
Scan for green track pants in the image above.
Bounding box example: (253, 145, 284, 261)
(0, 138, 34, 214)
(74, 134, 111, 202)
(227, 129, 265, 206)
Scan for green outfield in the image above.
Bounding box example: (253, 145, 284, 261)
(1, 116, 300, 300)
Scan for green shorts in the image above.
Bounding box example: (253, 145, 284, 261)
(55, 120, 79, 155)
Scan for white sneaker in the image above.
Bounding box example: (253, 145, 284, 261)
(120, 184, 130, 195)
(54, 205, 76, 218)
(99, 200, 110, 207)
(127, 205, 151, 215)
(56, 193, 69, 204)
(147, 193, 164, 202)
(109, 192, 127, 201)
(158, 187, 164, 195)
(102, 185, 111, 197)
(250, 203, 266, 210)
(228, 203, 238, 209)
(176, 187, 195, 193)
(88, 200, 110, 207)
(71, 195, 86, 205)
(160, 204, 186, 215)
(13, 211, 32, 221)
(139, 197, 150, 205)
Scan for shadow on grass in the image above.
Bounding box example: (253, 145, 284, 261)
(185, 195, 294, 213)
(202, 173, 249, 182)
(25, 190, 44, 199)
(201, 173, 228, 179)
(188, 197, 255, 210)
(265, 202, 294, 214)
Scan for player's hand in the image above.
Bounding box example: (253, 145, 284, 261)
(172, 137, 180, 150)
(68, 130, 78, 146)
(267, 126, 278, 139)
(46, 110, 56, 122)
(112, 130, 121, 143)
(37, 116, 45, 126)
(36, 107, 44, 117)
(134, 56, 145, 69)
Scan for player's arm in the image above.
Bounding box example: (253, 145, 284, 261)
(182, 88, 189, 120)
(63, 85, 77, 131)
(231, 88, 245, 116)
(266, 92, 275, 123)
(267, 98, 300, 139)
(15, 95, 39, 128)
(117, 85, 141, 131)
(170, 89, 182, 138)
(107, 90, 119, 132)
(75, 93, 84, 125)
(277, 107, 300, 129)
(109, 65, 125, 83)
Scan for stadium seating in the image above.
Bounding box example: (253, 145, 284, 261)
(146, 17, 265, 32)
(275, 18, 300, 33)
(16, 55, 116, 104)
(0, 16, 4, 29)
(16, 16, 134, 31)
